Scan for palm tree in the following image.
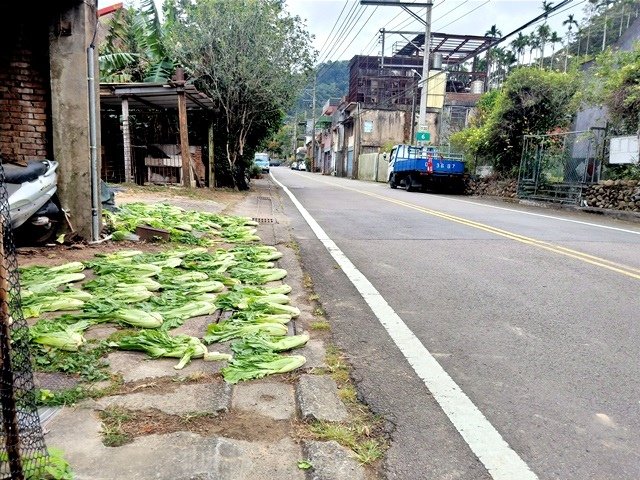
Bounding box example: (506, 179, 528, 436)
(511, 33, 529, 66)
(549, 31, 562, 70)
(484, 25, 502, 85)
(528, 36, 541, 65)
(562, 14, 579, 71)
(541, 0, 555, 21)
(99, 0, 175, 82)
(536, 24, 551, 68)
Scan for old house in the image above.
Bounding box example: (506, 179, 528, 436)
(1, 0, 102, 240)
(319, 32, 492, 180)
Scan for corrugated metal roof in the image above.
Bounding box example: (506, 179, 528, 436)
(100, 82, 216, 111)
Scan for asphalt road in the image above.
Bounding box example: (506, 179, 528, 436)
(270, 167, 640, 480)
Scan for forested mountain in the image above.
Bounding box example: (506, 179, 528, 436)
(296, 60, 350, 112)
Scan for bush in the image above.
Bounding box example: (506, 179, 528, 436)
(249, 163, 262, 178)
(452, 67, 578, 174)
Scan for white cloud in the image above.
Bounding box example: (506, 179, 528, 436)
(99, 0, 589, 62)
(285, 0, 588, 61)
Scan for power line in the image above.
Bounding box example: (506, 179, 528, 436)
(329, 6, 380, 64)
(318, 3, 363, 63)
(317, 5, 372, 78)
(435, 0, 492, 31)
(316, 0, 350, 58)
(432, 0, 470, 27)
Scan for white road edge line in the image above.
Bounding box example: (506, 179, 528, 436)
(431, 195, 640, 236)
(271, 172, 538, 480)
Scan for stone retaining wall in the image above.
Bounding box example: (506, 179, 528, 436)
(466, 178, 517, 198)
(466, 177, 640, 213)
(584, 180, 640, 212)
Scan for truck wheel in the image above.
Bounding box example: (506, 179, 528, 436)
(405, 175, 415, 192)
(389, 174, 397, 189)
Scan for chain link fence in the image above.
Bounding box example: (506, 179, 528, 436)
(0, 163, 48, 479)
(517, 129, 606, 204)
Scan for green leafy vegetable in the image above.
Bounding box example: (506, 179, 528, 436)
(24, 273, 86, 294)
(30, 320, 92, 351)
(203, 322, 288, 344)
(109, 330, 231, 369)
(227, 267, 287, 284)
(233, 333, 310, 353)
(221, 352, 306, 384)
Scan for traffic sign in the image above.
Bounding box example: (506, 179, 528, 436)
(416, 131, 430, 142)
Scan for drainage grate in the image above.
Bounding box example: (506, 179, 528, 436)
(252, 217, 276, 224)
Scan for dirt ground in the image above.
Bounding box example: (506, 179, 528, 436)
(101, 407, 296, 445)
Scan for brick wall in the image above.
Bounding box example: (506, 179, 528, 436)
(0, 23, 50, 166)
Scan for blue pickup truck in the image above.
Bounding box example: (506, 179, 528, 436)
(387, 144, 466, 193)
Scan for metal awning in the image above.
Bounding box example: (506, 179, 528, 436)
(100, 82, 215, 111)
(393, 31, 495, 65)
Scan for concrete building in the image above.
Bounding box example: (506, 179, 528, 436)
(1, 1, 102, 240)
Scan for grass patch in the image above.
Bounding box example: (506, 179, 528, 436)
(285, 240, 300, 254)
(303, 343, 388, 465)
(33, 341, 111, 382)
(337, 384, 358, 403)
(307, 418, 386, 465)
(308, 293, 320, 302)
(310, 320, 330, 331)
(106, 328, 140, 343)
(312, 307, 325, 317)
(36, 378, 121, 407)
(323, 344, 350, 384)
(302, 273, 313, 290)
(99, 406, 134, 447)
(36, 386, 88, 407)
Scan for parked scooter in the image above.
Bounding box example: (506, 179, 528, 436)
(3, 159, 61, 244)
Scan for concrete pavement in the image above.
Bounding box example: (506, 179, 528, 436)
(40, 178, 376, 480)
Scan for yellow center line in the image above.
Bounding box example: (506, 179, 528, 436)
(293, 173, 640, 280)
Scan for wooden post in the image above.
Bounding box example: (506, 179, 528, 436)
(175, 69, 192, 188)
(121, 96, 133, 183)
(208, 121, 215, 189)
(0, 221, 24, 480)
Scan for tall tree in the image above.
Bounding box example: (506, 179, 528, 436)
(537, 24, 551, 68)
(549, 31, 562, 69)
(511, 33, 529, 66)
(599, 0, 615, 51)
(563, 14, 579, 71)
(485, 25, 502, 86)
(165, 0, 315, 189)
(529, 36, 541, 65)
(541, 0, 555, 20)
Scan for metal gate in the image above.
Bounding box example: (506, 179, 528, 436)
(517, 129, 606, 204)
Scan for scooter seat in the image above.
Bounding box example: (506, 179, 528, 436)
(2, 160, 48, 184)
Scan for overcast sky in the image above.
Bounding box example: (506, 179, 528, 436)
(100, 0, 591, 61)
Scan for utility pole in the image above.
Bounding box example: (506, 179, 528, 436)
(417, 3, 433, 138)
(380, 28, 385, 69)
(311, 74, 317, 172)
(292, 116, 297, 162)
(361, 1, 433, 142)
